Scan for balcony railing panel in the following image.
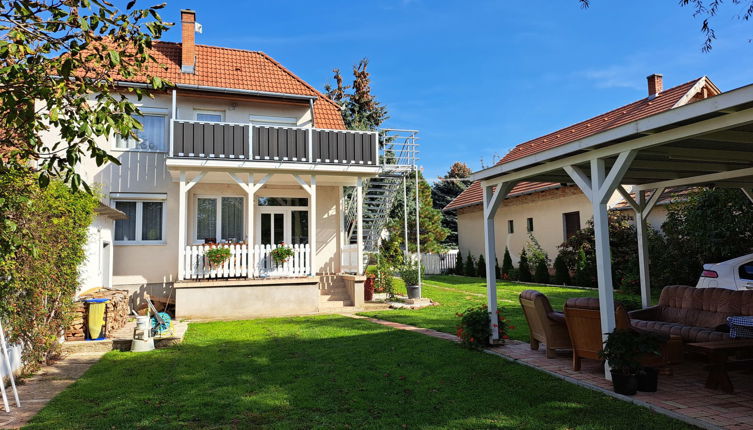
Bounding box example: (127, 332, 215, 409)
(312, 130, 377, 165)
(252, 126, 308, 161)
(173, 120, 249, 159)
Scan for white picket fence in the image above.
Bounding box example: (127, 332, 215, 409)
(413, 250, 458, 275)
(184, 243, 310, 279)
(341, 244, 359, 273)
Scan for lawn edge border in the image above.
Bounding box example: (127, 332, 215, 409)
(349, 314, 715, 430)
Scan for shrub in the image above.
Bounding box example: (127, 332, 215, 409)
(455, 305, 511, 349)
(501, 247, 514, 277)
(518, 249, 532, 282)
(455, 251, 465, 276)
(374, 261, 395, 297)
(553, 254, 570, 285)
(573, 246, 594, 288)
(0, 169, 98, 371)
(476, 254, 486, 277)
(525, 234, 550, 268)
(464, 254, 476, 277)
(399, 265, 420, 286)
(534, 260, 550, 284)
(206, 247, 231, 266)
(494, 257, 501, 278)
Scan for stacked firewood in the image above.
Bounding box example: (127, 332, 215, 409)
(64, 289, 131, 341)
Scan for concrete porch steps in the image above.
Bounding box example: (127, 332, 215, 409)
(318, 274, 354, 309)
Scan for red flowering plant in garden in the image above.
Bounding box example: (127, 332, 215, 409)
(455, 305, 513, 350)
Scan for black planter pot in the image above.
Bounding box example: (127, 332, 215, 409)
(406, 285, 421, 299)
(610, 370, 638, 395)
(638, 367, 658, 392)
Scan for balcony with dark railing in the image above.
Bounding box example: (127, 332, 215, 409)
(170, 120, 380, 166)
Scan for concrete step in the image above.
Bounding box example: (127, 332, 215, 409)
(319, 300, 354, 309)
(320, 293, 351, 302)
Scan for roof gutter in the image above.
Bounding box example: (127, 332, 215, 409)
(470, 82, 753, 183)
(115, 81, 317, 102)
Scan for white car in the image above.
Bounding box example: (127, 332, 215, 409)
(696, 253, 753, 290)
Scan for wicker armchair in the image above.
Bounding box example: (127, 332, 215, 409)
(519, 290, 572, 358)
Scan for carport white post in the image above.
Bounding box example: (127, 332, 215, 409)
(482, 181, 516, 343)
(564, 150, 637, 379)
(616, 185, 665, 309)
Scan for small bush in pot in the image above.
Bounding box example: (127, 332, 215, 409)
(599, 329, 661, 395)
(399, 265, 422, 298)
(205, 247, 231, 267)
(455, 305, 512, 349)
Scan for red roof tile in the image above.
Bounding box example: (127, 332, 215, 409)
(444, 77, 718, 212)
(117, 42, 345, 129)
(444, 181, 561, 211)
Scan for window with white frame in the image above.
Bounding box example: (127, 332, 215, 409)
(249, 114, 299, 127)
(195, 110, 225, 122)
(114, 200, 165, 244)
(195, 196, 244, 243)
(115, 112, 167, 152)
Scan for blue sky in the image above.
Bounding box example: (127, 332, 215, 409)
(155, 0, 753, 179)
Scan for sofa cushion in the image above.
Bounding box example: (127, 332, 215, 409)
(657, 285, 753, 328)
(631, 319, 730, 343)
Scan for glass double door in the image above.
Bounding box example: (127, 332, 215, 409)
(258, 209, 309, 246)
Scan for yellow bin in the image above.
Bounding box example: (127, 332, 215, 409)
(85, 298, 109, 340)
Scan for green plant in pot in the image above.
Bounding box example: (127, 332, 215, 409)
(599, 329, 661, 395)
(270, 242, 295, 266)
(398, 265, 421, 299)
(205, 247, 231, 268)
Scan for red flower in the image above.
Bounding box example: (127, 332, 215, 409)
(492, 324, 498, 328)
(503, 335, 510, 339)
(509, 325, 515, 330)
(470, 337, 475, 342)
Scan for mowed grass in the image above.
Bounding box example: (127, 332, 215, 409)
(27, 315, 694, 429)
(362, 275, 639, 342)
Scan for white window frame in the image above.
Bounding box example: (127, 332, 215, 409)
(112, 200, 167, 245)
(249, 114, 300, 128)
(194, 109, 225, 123)
(255, 200, 309, 245)
(192, 195, 246, 244)
(114, 108, 169, 153)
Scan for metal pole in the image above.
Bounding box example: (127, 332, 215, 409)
(0, 319, 20, 410)
(414, 165, 422, 297)
(403, 176, 408, 260)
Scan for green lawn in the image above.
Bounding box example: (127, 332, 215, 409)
(28, 315, 693, 429)
(362, 275, 641, 342)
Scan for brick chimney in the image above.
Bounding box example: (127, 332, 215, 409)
(181, 9, 196, 74)
(647, 73, 663, 98)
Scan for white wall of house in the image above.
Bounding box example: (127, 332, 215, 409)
(456, 186, 628, 265)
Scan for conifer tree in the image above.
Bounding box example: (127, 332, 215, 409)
(455, 251, 465, 276)
(518, 249, 532, 282)
(465, 254, 476, 277)
(476, 254, 486, 277)
(501, 247, 514, 277)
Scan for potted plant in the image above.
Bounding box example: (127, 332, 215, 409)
(270, 242, 295, 266)
(364, 273, 375, 301)
(398, 265, 421, 299)
(599, 329, 661, 395)
(205, 246, 231, 268)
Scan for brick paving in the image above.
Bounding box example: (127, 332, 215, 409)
(353, 315, 753, 430)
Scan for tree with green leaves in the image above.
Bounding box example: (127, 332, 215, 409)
(579, 0, 753, 52)
(389, 169, 450, 254)
(0, 0, 170, 190)
(464, 254, 476, 277)
(432, 162, 472, 246)
(501, 247, 514, 278)
(325, 58, 388, 131)
(476, 254, 486, 277)
(455, 251, 465, 276)
(518, 249, 532, 282)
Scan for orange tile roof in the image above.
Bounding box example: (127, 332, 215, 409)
(118, 41, 345, 130)
(444, 181, 562, 211)
(445, 77, 718, 212)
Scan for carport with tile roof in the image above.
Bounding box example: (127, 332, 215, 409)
(470, 81, 753, 379)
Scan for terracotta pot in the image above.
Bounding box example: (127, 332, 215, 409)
(364, 276, 375, 301)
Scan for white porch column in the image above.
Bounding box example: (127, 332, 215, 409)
(310, 175, 317, 276)
(356, 177, 364, 275)
(246, 174, 255, 246)
(482, 181, 515, 343)
(178, 171, 187, 281)
(566, 150, 636, 379)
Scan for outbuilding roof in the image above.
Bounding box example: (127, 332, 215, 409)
(445, 77, 719, 211)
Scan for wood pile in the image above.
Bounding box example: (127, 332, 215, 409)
(64, 289, 130, 341)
